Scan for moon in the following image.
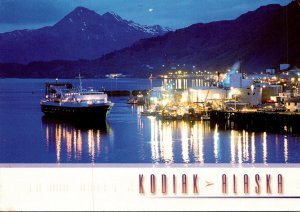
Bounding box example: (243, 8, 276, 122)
(148, 8, 153, 12)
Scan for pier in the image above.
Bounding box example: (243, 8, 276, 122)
(210, 110, 300, 133)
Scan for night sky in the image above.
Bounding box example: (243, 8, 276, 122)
(0, 0, 291, 33)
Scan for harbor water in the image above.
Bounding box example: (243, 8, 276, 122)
(0, 78, 300, 163)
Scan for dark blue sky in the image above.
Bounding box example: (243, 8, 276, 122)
(0, 0, 291, 33)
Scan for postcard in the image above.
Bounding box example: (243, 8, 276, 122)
(0, 0, 300, 211)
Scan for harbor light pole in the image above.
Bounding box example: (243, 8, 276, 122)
(231, 87, 240, 110)
(234, 90, 241, 110)
(235, 94, 237, 110)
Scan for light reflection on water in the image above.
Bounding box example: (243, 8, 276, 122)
(251, 132, 256, 163)
(150, 119, 291, 164)
(263, 132, 267, 164)
(147, 120, 275, 164)
(39, 102, 300, 164)
(41, 109, 298, 164)
(284, 137, 288, 163)
(43, 117, 111, 163)
(213, 125, 220, 163)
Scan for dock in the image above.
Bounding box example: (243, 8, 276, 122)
(210, 110, 300, 133)
(104, 89, 149, 96)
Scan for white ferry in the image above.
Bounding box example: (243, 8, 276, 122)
(40, 77, 113, 120)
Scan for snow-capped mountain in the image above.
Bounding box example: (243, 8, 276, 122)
(0, 7, 170, 63)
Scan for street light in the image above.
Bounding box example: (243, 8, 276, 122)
(234, 94, 237, 110)
(231, 88, 241, 110)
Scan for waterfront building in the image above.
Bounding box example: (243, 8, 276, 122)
(150, 86, 166, 99)
(222, 71, 263, 106)
(286, 98, 300, 112)
(266, 68, 276, 74)
(270, 92, 289, 104)
(229, 73, 253, 88)
(229, 87, 261, 106)
(222, 69, 253, 88)
(260, 84, 283, 102)
(188, 87, 226, 103)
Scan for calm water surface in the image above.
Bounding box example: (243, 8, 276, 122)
(0, 78, 300, 163)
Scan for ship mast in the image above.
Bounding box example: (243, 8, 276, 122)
(76, 73, 83, 92)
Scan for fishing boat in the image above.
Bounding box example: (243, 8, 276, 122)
(201, 114, 210, 121)
(140, 108, 158, 116)
(127, 91, 137, 104)
(40, 75, 114, 120)
(136, 93, 145, 105)
(127, 92, 145, 105)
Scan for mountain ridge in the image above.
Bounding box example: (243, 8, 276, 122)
(0, 7, 169, 64)
(0, 2, 299, 78)
(90, 2, 299, 75)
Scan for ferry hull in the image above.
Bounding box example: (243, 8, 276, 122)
(41, 104, 112, 120)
